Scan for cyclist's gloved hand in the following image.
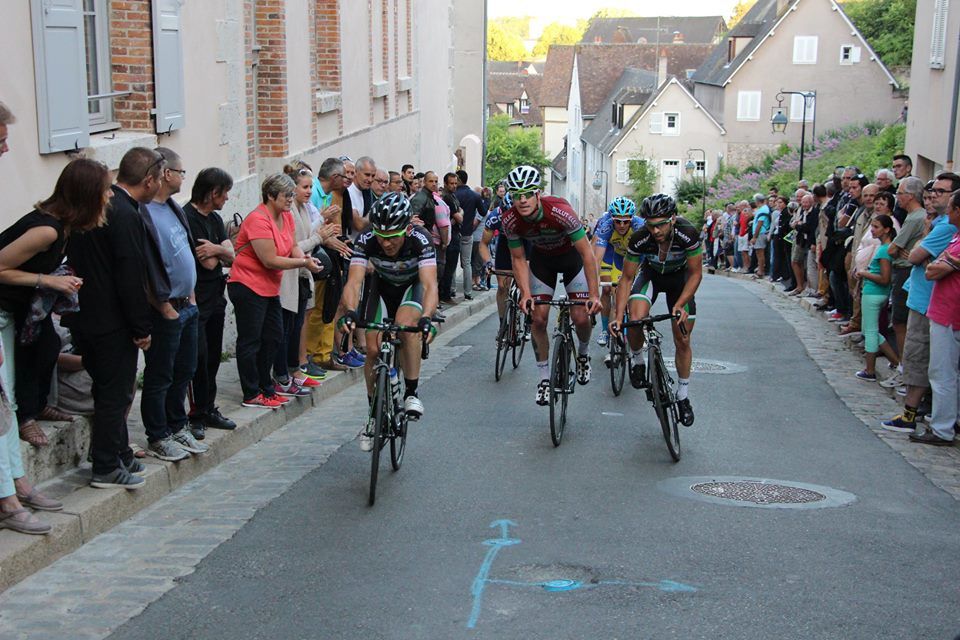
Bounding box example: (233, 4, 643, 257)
(417, 316, 435, 337)
(338, 309, 359, 332)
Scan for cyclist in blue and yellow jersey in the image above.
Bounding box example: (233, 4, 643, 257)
(592, 196, 643, 347)
(610, 194, 703, 426)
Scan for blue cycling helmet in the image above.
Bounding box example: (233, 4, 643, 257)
(608, 196, 637, 219)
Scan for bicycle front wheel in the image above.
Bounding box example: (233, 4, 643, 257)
(368, 368, 389, 505)
(511, 306, 527, 368)
(390, 410, 407, 470)
(494, 308, 510, 381)
(609, 332, 626, 396)
(648, 346, 680, 462)
(548, 337, 569, 447)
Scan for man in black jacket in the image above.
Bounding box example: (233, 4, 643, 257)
(68, 147, 163, 489)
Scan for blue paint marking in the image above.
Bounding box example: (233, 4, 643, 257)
(466, 519, 698, 629)
(466, 519, 520, 629)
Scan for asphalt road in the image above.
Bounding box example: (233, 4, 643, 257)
(108, 276, 960, 640)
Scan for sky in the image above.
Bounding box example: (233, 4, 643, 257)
(487, 0, 742, 22)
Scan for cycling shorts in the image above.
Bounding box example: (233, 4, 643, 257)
(361, 274, 424, 327)
(599, 254, 624, 285)
(494, 233, 513, 271)
(628, 265, 697, 320)
(529, 249, 589, 301)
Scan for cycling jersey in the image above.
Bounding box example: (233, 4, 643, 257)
(594, 213, 644, 255)
(350, 225, 437, 286)
(625, 216, 702, 274)
(501, 195, 586, 256)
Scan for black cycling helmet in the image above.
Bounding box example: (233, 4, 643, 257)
(370, 192, 411, 234)
(640, 193, 677, 220)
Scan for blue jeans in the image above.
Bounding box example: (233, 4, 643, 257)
(141, 305, 199, 443)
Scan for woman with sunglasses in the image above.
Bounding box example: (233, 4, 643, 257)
(228, 173, 323, 409)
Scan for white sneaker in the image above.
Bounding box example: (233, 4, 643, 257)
(359, 435, 373, 452)
(172, 430, 209, 454)
(896, 385, 907, 396)
(404, 395, 424, 420)
(576, 354, 591, 385)
(596, 330, 608, 347)
(535, 380, 550, 405)
(879, 372, 902, 388)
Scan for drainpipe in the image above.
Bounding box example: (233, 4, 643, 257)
(945, 29, 960, 171)
(481, 0, 489, 184)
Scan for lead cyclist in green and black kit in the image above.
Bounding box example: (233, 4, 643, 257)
(610, 194, 703, 426)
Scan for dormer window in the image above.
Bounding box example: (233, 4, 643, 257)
(519, 91, 529, 114)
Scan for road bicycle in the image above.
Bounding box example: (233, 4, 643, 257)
(621, 312, 683, 462)
(606, 323, 627, 396)
(342, 320, 433, 506)
(535, 298, 587, 447)
(491, 269, 530, 380)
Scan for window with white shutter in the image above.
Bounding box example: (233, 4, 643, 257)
(616, 159, 630, 183)
(649, 112, 663, 134)
(792, 36, 818, 64)
(153, 0, 186, 133)
(789, 93, 815, 122)
(664, 112, 680, 136)
(30, 0, 90, 153)
(930, 0, 949, 69)
(736, 91, 761, 121)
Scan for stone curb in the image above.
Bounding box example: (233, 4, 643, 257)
(0, 291, 496, 593)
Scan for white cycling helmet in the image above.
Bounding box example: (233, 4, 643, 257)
(504, 165, 541, 194)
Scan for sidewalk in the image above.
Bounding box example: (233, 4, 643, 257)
(712, 268, 960, 500)
(0, 291, 496, 593)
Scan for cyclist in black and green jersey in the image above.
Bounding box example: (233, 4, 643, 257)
(610, 194, 703, 426)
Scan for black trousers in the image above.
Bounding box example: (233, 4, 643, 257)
(228, 281, 282, 401)
(14, 314, 61, 422)
(76, 330, 137, 475)
(440, 241, 460, 298)
(190, 295, 226, 417)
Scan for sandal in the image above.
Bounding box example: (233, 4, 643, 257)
(0, 508, 51, 535)
(38, 406, 75, 422)
(16, 488, 63, 512)
(472, 284, 483, 291)
(18, 420, 49, 447)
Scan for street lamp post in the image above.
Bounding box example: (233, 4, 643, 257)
(685, 148, 706, 220)
(592, 169, 608, 207)
(771, 89, 817, 182)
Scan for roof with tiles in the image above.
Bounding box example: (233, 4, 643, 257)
(581, 16, 727, 46)
(581, 68, 658, 151)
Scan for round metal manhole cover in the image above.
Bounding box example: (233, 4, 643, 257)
(691, 481, 826, 505)
(662, 358, 746, 374)
(658, 476, 857, 510)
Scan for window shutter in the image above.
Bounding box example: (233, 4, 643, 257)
(649, 112, 663, 134)
(616, 159, 629, 183)
(851, 46, 861, 63)
(789, 94, 814, 122)
(153, 0, 186, 133)
(30, 0, 90, 154)
(737, 91, 760, 121)
(930, 0, 949, 69)
(792, 36, 817, 64)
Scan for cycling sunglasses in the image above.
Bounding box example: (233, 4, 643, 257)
(644, 216, 674, 229)
(373, 228, 407, 238)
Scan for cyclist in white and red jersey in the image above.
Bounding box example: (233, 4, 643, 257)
(500, 165, 602, 405)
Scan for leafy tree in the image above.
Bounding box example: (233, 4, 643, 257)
(841, 0, 916, 67)
(531, 22, 584, 58)
(627, 156, 658, 203)
(728, 0, 757, 28)
(488, 22, 529, 62)
(484, 115, 551, 186)
(494, 16, 531, 42)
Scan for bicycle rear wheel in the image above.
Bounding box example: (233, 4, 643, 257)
(609, 332, 626, 396)
(494, 308, 510, 381)
(511, 306, 527, 369)
(548, 337, 569, 447)
(648, 346, 680, 462)
(368, 368, 389, 505)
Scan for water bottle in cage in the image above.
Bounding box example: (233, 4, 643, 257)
(389, 367, 401, 407)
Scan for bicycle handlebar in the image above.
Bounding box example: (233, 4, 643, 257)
(620, 312, 682, 328)
(533, 299, 588, 307)
(339, 318, 444, 360)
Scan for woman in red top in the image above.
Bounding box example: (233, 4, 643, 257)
(228, 174, 322, 408)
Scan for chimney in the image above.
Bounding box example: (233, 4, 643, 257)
(658, 51, 669, 83)
(613, 26, 629, 44)
(673, 32, 684, 43)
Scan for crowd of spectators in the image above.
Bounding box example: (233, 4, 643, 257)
(0, 101, 495, 535)
(699, 154, 960, 447)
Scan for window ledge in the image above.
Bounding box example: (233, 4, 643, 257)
(315, 91, 342, 114)
(86, 130, 158, 171)
(397, 76, 413, 92)
(371, 81, 390, 98)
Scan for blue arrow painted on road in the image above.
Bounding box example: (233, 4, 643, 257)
(467, 519, 520, 629)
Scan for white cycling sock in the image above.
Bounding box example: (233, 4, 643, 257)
(676, 377, 690, 401)
(537, 360, 550, 381)
(578, 340, 589, 357)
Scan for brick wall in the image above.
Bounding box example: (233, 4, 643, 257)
(109, 0, 154, 131)
(316, 0, 343, 134)
(255, 0, 289, 157)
